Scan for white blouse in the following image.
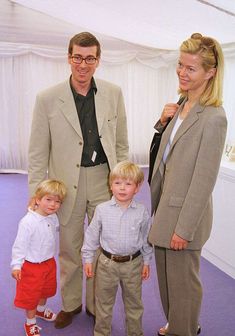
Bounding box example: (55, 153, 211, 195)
(163, 116, 184, 164)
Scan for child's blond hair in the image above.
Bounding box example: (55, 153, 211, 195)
(109, 161, 144, 186)
(34, 179, 67, 202)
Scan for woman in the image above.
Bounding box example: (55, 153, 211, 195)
(148, 33, 227, 336)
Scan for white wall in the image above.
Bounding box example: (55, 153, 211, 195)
(202, 160, 235, 279)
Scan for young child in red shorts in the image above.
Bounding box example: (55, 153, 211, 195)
(11, 179, 66, 336)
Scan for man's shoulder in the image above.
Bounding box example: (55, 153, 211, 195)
(37, 79, 70, 98)
(95, 78, 121, 92)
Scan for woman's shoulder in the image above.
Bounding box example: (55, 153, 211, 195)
(204, 104, 225, 115)
(202, 105, 227, 133)
(203, 105, 227, 122)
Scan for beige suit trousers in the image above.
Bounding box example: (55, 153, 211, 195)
(155, 247, 202, 336)
(59, 163, 110, 313)
(94, 253, 144, 336)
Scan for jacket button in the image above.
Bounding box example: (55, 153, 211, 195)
(79, 141, 83, 146)
(74, 185, 77, 189)
(76, 164, 80, 168)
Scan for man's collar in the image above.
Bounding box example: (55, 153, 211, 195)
(70, 76, 97, 96)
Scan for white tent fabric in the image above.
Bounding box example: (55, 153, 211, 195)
(0, 0, 235, 172)
(10, 0, 235, 49)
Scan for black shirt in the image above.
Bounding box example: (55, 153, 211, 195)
(70, 78, 107, 167)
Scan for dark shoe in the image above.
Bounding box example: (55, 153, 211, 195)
(54, 305, 82, 329)
(86, 308, 96, 323)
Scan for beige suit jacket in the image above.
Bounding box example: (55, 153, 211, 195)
(28, 78, 129, 225)
(148, 102, 227, 250)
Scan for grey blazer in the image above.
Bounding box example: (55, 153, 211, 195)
(28, 78, 129, 226)
(148, 102, 227, 250)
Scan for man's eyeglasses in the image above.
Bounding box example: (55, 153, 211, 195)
(70, 55, 97, 65)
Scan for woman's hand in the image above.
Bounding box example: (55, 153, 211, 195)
(170, 233, 188, 250)
(160, 103, 179, 125)
(28, 197, 37, 211)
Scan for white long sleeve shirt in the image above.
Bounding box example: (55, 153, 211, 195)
(11, 209, 59, 270)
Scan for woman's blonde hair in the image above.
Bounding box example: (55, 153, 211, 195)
(109, 161, 144, 186)
(179, 33, 224, 107)
(34, 179, 67, 201)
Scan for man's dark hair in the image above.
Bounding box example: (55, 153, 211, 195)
(68, 32, 101, 57)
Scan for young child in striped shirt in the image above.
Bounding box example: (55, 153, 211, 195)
(82, 161, 153, 336)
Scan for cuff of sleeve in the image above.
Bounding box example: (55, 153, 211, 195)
(83, 258, 94, 264)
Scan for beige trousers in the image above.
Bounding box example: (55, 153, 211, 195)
(59, 163, 110, 313)
(155, 247, 202, 336)
(94, 253, 144, 336)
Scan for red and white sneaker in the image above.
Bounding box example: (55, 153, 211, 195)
(24, 323, 41, 336)
(36, 307, 57, 321)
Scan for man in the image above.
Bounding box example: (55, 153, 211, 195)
(28, 32, 129, 329)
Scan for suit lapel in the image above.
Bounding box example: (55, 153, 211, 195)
(94, 82, 109, 132)
(169, 103, 203, 153)
(58, 81, 83, 138)
(151, 112, 179, 179)
(151, 102, 204, 180)
(95, 93, 106, 132)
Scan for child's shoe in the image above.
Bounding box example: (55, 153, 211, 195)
(24, 323, 41, 336)
(36, 307, 56, 321)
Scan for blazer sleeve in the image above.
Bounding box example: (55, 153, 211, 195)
(28, 94, 51, 196)
(175, 111, 227, 241)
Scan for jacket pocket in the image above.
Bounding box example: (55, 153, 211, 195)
(169, 196, 184, 207)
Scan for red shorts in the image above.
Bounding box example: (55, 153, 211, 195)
(14, 257, 57, 310)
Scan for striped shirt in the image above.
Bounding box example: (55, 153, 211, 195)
(82, 197, 153, 264)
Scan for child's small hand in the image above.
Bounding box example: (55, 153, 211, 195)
(84, 263, 94, 278)
(11, 269, 21, 281)
(142, 265, 150, 280)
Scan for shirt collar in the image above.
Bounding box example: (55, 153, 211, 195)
(110, 196, 137, 208)
(28, 208, 54, 220)
(70, 76, 97, 97)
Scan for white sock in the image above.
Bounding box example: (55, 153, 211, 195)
(37, 304, 46, 312)
(26, 317, 36, 325)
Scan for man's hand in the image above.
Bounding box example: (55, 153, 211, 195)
(170, 233, 188, 250)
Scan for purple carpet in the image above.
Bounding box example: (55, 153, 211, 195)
(1, 172, 235, 335)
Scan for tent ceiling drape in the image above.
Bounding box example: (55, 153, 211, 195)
(10, 0, 235, 49)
